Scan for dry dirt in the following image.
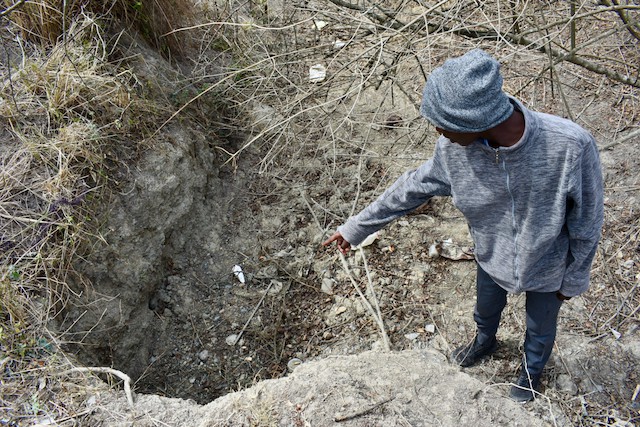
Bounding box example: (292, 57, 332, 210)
(53, 1, 640, 426)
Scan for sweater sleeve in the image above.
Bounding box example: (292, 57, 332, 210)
(560, 136, 604, 297)
(338, 152, 451, 247)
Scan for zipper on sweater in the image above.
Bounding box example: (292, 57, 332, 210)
(501, 155, 521, 290)
(494, 148, 500, 164)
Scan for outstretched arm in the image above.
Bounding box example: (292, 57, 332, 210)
(336, 155, 451, 247)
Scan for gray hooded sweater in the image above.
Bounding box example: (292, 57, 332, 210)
(338, 99, 604, 297)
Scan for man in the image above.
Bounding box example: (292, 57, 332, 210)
(323, 49, 604, 402)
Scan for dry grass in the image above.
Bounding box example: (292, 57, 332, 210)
(3, 0, 193, 58)
(0, 5, 198, 424)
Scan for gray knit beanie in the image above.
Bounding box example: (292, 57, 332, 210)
(420, 49, 513, 133)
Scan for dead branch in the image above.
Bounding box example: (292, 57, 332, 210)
(231, 280, 275, 346)
(599, 128, 640, 150)
(339, 251, 391, 351)
(599, 0, 640, 41)
(326, 0, 640, 88)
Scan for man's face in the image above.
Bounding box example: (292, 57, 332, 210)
(435, 127, 480, 146)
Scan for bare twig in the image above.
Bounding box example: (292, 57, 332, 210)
(334, 396, 394, 422)
(303, 185, 389, 349)
(60, 367, 134, 407)
(327, 0, 640, 87)
(338, 251, 391, 351)
(599, 0, 640, 41)
(232, 280, 274, 346)
(599, 128, 640, 151)
(0, 0, 26, 18)
(360, 247, 388, 349)
(163, 17, 316, 35)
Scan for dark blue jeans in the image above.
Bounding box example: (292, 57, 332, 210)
(474, 264, 564, 376)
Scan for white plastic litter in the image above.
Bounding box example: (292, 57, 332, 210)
(333, 40, 347, 49)
(232, 265, 245, 284)
(429, 239, 475, 260)
(287, 357, 303, 372)
(611, 328, 622, 340)
(428, 243, 439, 258)
(314, 20, 327, 30)
(309, 64, 327, 83)
(353, 231, 379, 250)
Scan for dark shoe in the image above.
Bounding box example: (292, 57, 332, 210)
(510, 370, 541, 402)
(451, 336, 497, 367)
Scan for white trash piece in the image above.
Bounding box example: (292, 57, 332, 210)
(353, 231, 379, 250)
(232, 265, 245, 284)
(309, 64, 327, 83)
(287, 357, 303, 372)
(428, 243, 439, 258)
(333, 40, 347, 49)
(314, 20, 328, 30)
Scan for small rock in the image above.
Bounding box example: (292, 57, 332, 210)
(268, 280, 283, 295)
(323, 331, 333, 340)
(225, 334, 239, 346)
(321, 278, 335, 295)
(336, 306, 347, 315)
(198, 350, 209, 361)
(425, 324, 436, 334)
(404, 332, 420, 341)
(189, 377, 196, 384)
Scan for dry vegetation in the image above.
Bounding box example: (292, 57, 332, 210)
(0, 0, 197, 423)
(0, 0, 639, 425)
